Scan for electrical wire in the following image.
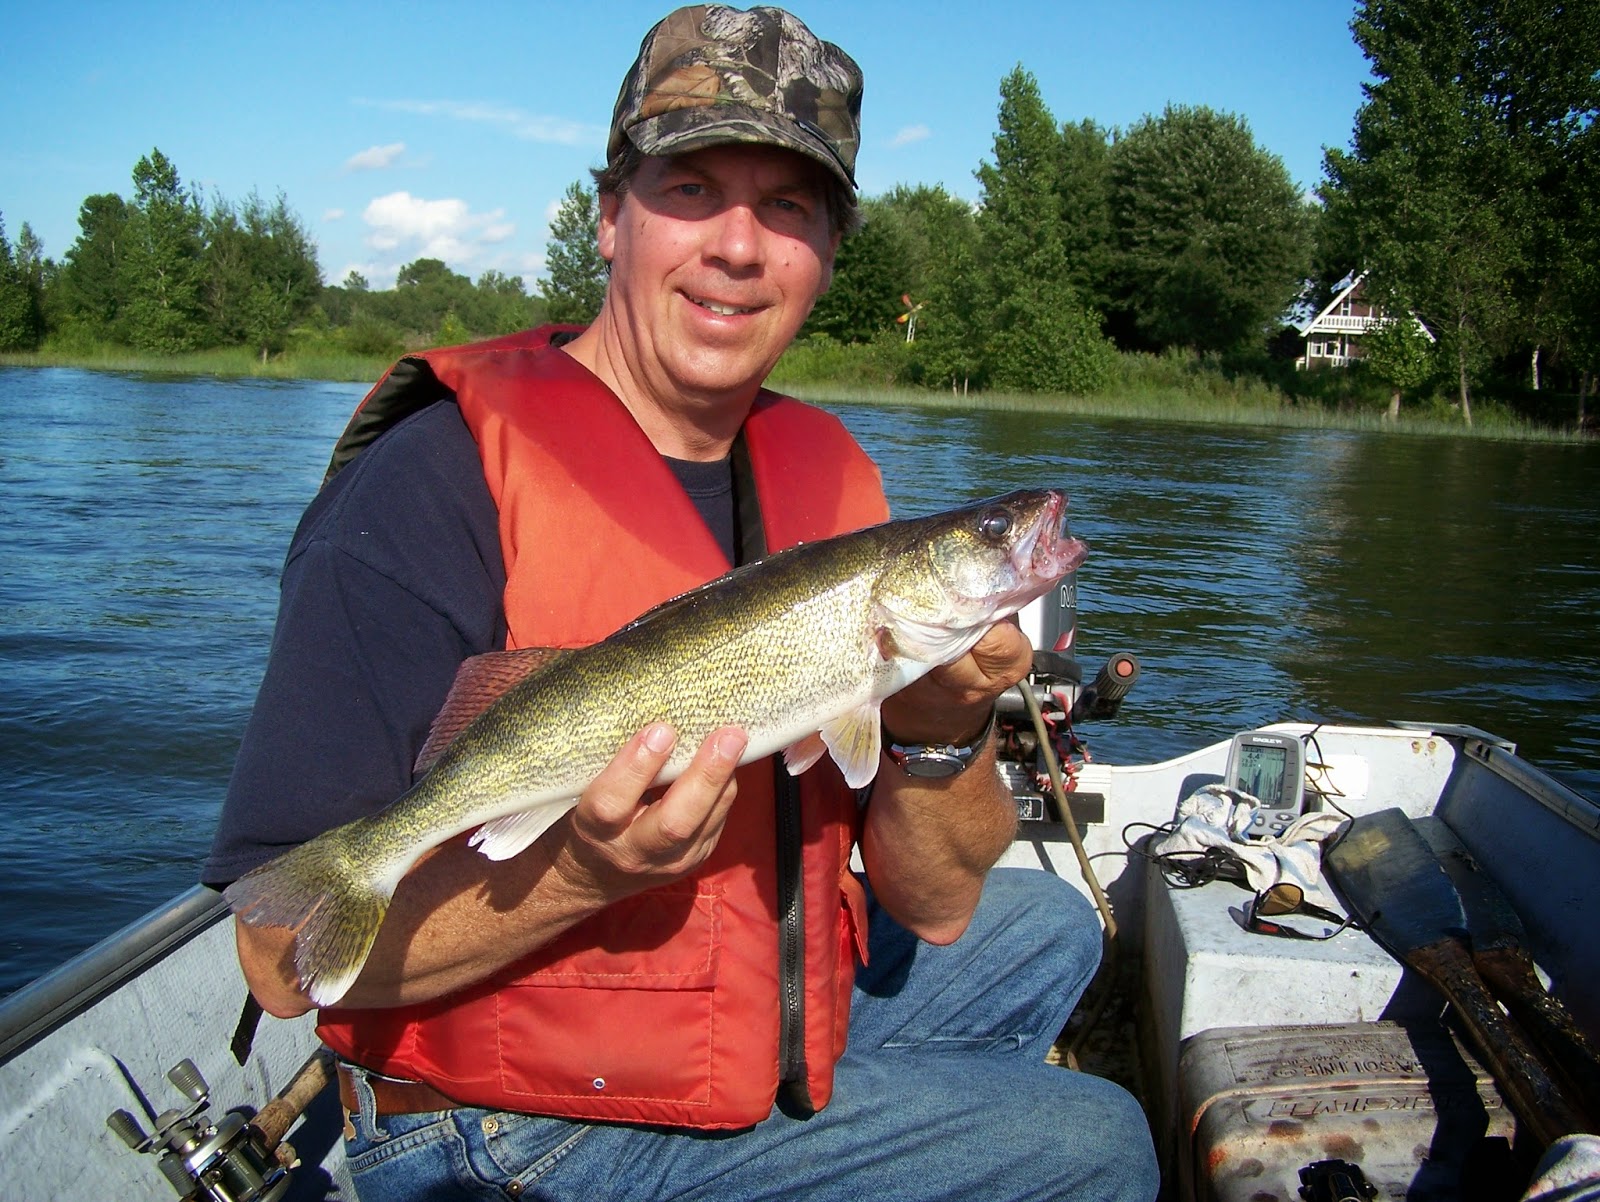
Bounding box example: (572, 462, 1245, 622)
(1301, 726, 1354, 820)
(1020, 686, 1117, 1070)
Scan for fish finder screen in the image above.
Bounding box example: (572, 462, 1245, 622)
(1236, 744, 1289, 807)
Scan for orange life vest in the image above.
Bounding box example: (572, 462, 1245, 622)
(316, 327, 890, 1128)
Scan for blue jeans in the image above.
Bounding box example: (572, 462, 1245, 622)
(342, 868, 1158, 1201)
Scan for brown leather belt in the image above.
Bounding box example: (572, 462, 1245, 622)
(337, 1063, 461, 1116)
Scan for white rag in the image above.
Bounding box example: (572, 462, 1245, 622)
(1152, 783, 1348, 914)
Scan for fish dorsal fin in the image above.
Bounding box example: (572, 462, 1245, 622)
(609, 553, 773, 635)
(414, 647, 569, 776)
(820, 702, 884, 789)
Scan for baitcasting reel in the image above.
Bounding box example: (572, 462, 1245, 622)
(107, 1058, 290, 1202)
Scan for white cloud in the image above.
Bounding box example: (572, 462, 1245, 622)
(344, 142, 408, 172)
(358, 98, 601, 146)
(360, 191, 516, 268)
(323, 208, 345, 222)
(890, 124, 931, 148)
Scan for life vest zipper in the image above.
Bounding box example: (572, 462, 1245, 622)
(775, 764, 813, 1112)
(737, 432, 812, 1113)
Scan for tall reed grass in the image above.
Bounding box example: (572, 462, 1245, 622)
(0, 344, 390, 383)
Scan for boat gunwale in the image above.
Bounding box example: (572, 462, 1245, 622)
(0, 884, 228, 1062)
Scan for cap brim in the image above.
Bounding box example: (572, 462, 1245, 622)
(626, 107, 856, 191)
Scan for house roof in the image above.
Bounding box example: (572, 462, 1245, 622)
(1296, 272, 1365, 334)
(1297, 272, 1435, 342)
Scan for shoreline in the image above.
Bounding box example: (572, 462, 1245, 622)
(2, 349, 1588, 445)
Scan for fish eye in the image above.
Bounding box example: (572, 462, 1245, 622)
(977, 510, 1012, 543)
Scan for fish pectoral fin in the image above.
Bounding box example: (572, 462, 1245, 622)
(783, 732, 829, 776)
(821, 704, 883, 789)
(468, 800, 573, 861)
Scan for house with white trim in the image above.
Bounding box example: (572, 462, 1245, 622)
(1296, 273, 1433, 369)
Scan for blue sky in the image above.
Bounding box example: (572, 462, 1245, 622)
(2, 1, 1371, 290)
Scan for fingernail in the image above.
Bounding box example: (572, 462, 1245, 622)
(644, 724, 676, 754)
(714, 729, 748, 761)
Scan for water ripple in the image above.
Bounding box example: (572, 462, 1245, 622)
(0, 371, 1595, 995)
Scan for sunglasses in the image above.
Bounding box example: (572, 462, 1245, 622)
(1242, 883, 1361, 941)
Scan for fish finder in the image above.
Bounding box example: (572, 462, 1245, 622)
(1225, 730, 1307, 840)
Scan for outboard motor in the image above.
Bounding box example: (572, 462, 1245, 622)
(1017, 568, 1082, 684)
(1003, 576, 1141, 824)
(1016, 573, 1140, 722)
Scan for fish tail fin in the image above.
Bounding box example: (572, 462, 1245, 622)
(224, 824, 394, 1008)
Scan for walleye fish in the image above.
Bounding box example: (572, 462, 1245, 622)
(226, 488, 1088, 1006)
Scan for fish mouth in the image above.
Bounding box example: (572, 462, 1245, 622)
(1014, 491, 1089, 582)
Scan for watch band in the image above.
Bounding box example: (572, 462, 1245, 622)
(883, 709, 996, 778)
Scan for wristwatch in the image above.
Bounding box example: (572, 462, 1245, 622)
(883, 710, 996, 778)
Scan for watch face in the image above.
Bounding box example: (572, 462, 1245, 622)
(901, 756, 963, 778)
(889, 747, 968, 777)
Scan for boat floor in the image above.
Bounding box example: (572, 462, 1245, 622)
(1050, 949, 1147, 1110)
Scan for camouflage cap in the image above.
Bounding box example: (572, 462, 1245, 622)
(607, 5, 863, 190)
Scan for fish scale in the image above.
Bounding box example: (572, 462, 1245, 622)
(226, 488, 1087, 1006)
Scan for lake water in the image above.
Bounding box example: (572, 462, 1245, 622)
(1, 366, 1596, 996)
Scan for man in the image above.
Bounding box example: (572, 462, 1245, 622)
(205, 6, 1157, 1199)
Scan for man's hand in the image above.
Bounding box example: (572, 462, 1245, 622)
(879, 621, 1033, 745)
(551, 723, 747, 902)
(863, 621, 1034, 944)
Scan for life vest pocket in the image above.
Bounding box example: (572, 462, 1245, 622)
(491, 882, 724, 1113)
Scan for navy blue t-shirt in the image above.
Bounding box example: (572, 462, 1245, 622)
(202, 399, 734, 886)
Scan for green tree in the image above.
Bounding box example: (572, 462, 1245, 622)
(203, 195, 253, 342)
(396, 257, 455, 289)
(463, 269, 541, 336)
(539, 181, 608, 324)
(119, 149, 208, 352)
(59, 193, 130, 334)
(13, 222, 49, 345)
(1551, 129, 1600, 426)
(1322, 0, 1599, 423)
(868, 186, 972, 290)
(913, 214, 987, 392)
(246, 193, 321, 356)
(976, 66, 1116, 394)
(1362, 316, 1438, 418)
(204, 190, 321, 358)
(318, 270, 371, 332)
(1056, 118, 1116, 318)
(1109, 105, 1311, 355)
(1301, 196, 1360, 322)
(872, 186, 984, 389)
(380, 257, 475, 338)
(0, 214, 45, 350)
(1477, 2, 1600, 394)
(805, 206, 910, 343)
(435, 309, 471, 346)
